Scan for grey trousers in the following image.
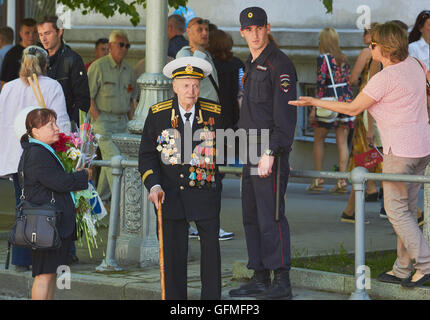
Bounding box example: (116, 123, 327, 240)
(383, 151, 430, 278)
(92, 112, 128, 201)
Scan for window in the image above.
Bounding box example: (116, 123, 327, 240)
(24, 0, 55, 19)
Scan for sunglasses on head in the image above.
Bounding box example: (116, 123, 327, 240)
(188, 19, 210, 28)
(118, 42, 131, 49)
(421, 10, 430, 17)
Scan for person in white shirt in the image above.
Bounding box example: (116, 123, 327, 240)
(0, 45, 70, 272)
(409, 10, 430, 69)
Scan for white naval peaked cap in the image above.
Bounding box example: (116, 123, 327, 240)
(14, 106, 43, 140)
(163, 57, 212, 79)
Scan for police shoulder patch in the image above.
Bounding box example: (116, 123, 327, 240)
(280, 74, 291, 93)
(151, 99, 173, 114)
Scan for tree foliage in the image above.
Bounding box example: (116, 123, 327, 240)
(321, 0, 333, 14)
(57, 0, 189, 26)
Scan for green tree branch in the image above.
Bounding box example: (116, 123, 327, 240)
(57, 0, 189, 26)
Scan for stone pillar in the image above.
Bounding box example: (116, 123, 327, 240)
(7, 0, 16, 34)
(114, 0, 171, 267)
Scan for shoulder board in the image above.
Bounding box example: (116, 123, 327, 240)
(199, 101, 221, 114)
(151, 99, 173, 114)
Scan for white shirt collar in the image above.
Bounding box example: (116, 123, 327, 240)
(418, 37, 430, 48)
(178, 103, 195, 127)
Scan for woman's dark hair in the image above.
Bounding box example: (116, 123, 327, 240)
(25, 109, 57, 138)
(408, 10, 430, 43)
(208, 29, 233, 62)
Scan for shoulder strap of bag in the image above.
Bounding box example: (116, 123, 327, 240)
(208, 74, 221, 102)
(20, 145, 55, 204)
(413, 57, 430, 86)
(323, 54, 339, 100)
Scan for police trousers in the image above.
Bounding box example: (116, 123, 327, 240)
(241, 155, 291, 271)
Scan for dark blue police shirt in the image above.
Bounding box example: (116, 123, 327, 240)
(237, 40, 297, 155)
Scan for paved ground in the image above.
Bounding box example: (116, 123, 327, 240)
(0, 176, 414, 300)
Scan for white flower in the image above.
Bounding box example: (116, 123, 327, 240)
(67, 148, 81, 160)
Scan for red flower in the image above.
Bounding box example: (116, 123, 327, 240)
(52, 133, 72, 153)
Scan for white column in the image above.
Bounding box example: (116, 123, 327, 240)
(127, 0, 171, 134)
(7, 0, 16, 36)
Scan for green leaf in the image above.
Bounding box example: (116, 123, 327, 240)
(57, 0, 189, 26)
(321, 0, 333, 14)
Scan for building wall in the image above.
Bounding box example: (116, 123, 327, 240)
(61, 0, 429, 175)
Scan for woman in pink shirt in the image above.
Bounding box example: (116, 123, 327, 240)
(290, 22, 430, 288)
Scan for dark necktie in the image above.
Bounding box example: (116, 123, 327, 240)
(184, 112, 192, 131)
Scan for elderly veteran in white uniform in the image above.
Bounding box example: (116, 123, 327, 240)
(138, 57, 224, 300)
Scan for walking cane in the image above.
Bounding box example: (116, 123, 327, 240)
(157, 193, 166, 300)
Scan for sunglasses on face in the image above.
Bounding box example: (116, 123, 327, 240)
(370, 41, 378, 50)
(118, 42, 131, 49)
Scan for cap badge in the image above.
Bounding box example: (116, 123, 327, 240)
(248, 12, 253, 18)
(185, 64, 194, 73)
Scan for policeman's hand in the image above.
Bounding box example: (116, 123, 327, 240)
(148, 186, 165, 211)
(289, 96, 317, 107)
(258, 154, 275, 178)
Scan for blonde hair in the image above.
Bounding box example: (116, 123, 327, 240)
(109, 30, 128, 43)
(19, 46, 48, 86)
(370, 22, 409, 62)
(318, 27, 347, 66)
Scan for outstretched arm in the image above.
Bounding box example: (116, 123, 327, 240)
(289, 91, 376, 116)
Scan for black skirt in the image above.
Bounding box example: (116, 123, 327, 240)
(31, 234, 73, 278)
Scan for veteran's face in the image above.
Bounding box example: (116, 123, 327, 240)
(109, 36, 130, 64)
(32, 117, 60, 145)
(173, 78, 200, 110)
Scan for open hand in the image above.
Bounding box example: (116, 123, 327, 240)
(289, 96, 317, 107)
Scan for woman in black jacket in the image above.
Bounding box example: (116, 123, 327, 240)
(19, 108, 90, 300)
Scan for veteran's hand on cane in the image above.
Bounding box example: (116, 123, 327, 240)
(258, 154, 275, 178)
(148, 185, 165, 210)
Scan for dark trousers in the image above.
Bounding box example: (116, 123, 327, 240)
(11, 173, 32, 267)
(241, 157, 291, 271)
(161, 217, 221, 300)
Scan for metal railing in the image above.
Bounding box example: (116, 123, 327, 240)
(92, 156, 430, 300)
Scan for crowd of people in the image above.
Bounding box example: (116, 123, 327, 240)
(0, 7, 429, 300)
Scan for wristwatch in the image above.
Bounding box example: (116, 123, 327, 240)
(264, 149, 275, 156)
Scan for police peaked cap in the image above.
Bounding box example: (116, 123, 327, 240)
(240, 7, 268, 30)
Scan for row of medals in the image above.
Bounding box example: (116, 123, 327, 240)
(156, 114, 216, 188)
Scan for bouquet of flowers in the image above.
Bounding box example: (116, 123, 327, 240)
(52, 122, 106, 258)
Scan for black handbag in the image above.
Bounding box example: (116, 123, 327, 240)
(5, 156, 62, 270)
